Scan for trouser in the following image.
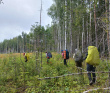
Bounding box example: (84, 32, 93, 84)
(47, 58, 49, 63)
(25, 56, 27, 62)
(64, 59, 67, 66)
(75, 61, 82, 67)
(87, 63, 96, 82)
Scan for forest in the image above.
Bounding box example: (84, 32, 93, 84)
(0, 0, 110, 92)
(0, 0, 110, 57)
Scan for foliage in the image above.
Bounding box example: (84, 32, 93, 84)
(0, 53, 109, 92)
(0, 0, 109, 55)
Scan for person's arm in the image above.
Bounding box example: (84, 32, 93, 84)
(83, 53, 88, 60)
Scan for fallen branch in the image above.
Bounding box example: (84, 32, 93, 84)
(83, 87, 110, 93)
(38, 71, 110, 80)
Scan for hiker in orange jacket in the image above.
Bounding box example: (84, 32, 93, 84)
(63, 50, 69, 66)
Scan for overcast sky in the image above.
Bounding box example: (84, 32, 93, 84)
(0, 0, 53, 42)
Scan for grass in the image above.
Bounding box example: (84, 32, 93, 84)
(0, 52, 109, 93)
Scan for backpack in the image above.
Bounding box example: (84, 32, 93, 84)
(85, 46, 100, 66)
(25, 53, 29, 62)
(66, 50, 69, 59)
(74, 49, 83, 63)
(47, 52, 52, 59)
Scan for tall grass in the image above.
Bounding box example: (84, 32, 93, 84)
(0, 52, 109, 92)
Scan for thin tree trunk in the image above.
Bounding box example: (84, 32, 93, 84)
(109, 0, 110, 57)
(109, 0, 110, 89)
(60, 27, 62, 51)
(57, 23, 59, 53)
(89, 0, 92, 45)
(77, 29, 80, 49)
(103, 29, 105, 54)
(105, 0, 110, 56)
(103, 0, 107, 54)
(70, 0, 73, 55)
(64, 0, 67, 50)
(63, 21, 65, 50)
(94, 0, 98, 47)
(87, 21, 89, 46)
(82, 16, 84, 52)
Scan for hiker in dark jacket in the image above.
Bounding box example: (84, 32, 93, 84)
(83, 53, 96, 85)
(83, 46, 99, 85)
(74, 49, 83, 67)
(46, 52, 52, 63)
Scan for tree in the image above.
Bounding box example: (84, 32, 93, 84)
(0, 0, 3, 4)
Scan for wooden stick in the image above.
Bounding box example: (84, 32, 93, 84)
(38, 71, 110, 80)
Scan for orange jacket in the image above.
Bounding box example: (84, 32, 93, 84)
(64, 50, 66, 59)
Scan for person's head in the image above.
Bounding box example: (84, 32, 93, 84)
(23, 52, 25, 56)
(61, 50, 63, 53)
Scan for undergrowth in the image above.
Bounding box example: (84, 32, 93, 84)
(0, 52, 109, 93)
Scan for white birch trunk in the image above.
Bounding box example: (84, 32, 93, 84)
(87, 21, 88, 46)
(70, 0, 73, 54)
(82, 32, 84, 52)
(65, 0, 67, 50)
(82, 17, 84, 53)
(77, 31, 79, 49)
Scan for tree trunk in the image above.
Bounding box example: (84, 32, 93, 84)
(109, 0, 110, 57)
(70, 0, 73, 55)
(89, 0, 92, 45)
(77, 29, 80, 49)
(94, 0, 98, 47)
(64, 0, 67, 50)
(87, 21, 89, 47)
(103, 29, 105, 54)
(82, 17, 84, 52)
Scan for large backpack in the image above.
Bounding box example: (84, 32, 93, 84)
(66, 50, 69, 59)
(85, 46, 100, 66)
(25, 53, 29, 62)
(74, 49, 83, 63)
(47, 52, 52, 59)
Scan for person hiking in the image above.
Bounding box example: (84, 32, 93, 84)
(61, 50, 64, 58)
(63, 49, 69, 66)
(46, 52, 52, 63)
(83, 46, 100, 85)
(23, 52, 29, 62)
(74, 49, 83, 67)
(61, 50, 64, 63)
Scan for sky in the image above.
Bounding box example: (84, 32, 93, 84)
(0, 0, 53, 42)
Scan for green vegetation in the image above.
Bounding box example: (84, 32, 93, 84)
(0, 0, 110, 92)
(0, 53, 109, 93)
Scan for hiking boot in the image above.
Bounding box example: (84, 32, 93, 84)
(89, 81, 93, 85)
